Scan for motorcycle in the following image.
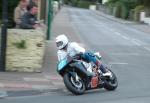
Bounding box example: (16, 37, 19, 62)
(57, 52, 118, 95)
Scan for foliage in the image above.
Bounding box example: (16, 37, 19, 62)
(0, 0, 20, 27)
(78, 0, 95, 8)
(134, 5, 145, 12)
(107, 0, 118, 4)
(0, 0, 2, 20)
(105, 0, 149, 19)
(121, 4, 129, 19)
(106, 0, 129, 19)
(136, 0, 150, 7)
(113, 1, 122, 18)
(133, 5, 145, 21)
(12, 40, 27, 49)
(117, 1, 129, 19)
(106, 0, 150, 8)
(64, 0, 96, 8)
(71, 0, 81, 7)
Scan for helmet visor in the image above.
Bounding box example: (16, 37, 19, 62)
(56, 41, 63, 48)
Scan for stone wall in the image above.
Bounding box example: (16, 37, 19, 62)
(6, 29, 46, 72)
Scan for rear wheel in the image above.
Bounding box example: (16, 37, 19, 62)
(104, 69, 118, 91)
(63, 72, 85, 95)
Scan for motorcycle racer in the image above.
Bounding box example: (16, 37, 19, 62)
(56, 34, 112, 77)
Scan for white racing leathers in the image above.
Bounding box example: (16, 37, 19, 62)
(57, 42, 85, 61)
(57, 42, 101, 74)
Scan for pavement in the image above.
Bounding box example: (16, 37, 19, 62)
(0, 7, 150, 99)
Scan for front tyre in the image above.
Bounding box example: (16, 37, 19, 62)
(63, 72, 85, 95)
(104, 69, 118, 91)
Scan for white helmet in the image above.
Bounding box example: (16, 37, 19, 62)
(56, 34, 69, 50)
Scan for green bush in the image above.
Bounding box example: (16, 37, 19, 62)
(108, 3, 115, 15)
(111, 1, 129, 19)
(105, 0, 116, 15)
(145, 8, 150, 16)
(71, 0, 78, 6)
(143, 0, 150, 7)
(107, 0, 118, 4)
(64, 0, 69, 4)
(113, 1, 122, 18)
(72, 0, 84, 7)
(121, 4, 129, 19)
(0, 0, 20, 27)
(13, 40, 27, 49)
(129, 9, 135, 20)
(78, 1, 95, 9)
(0, 0, 2, 20)
(133, 5, 144, 21)
(64, 0, 95, 8)
(134, 5, 145, 12)
(106, 0, 147, 20)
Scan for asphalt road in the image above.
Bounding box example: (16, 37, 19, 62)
(1, 7, 150, 103)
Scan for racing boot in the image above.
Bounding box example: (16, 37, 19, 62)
(96, 61, 112, 78)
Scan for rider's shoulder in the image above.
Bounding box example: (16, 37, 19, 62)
(69, 42, 79, 47)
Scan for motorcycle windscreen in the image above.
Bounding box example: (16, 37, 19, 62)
(57, 58, 67, 72)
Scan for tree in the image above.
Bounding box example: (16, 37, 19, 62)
(143, 0, 150, 7)
(0, 0, 20, 27)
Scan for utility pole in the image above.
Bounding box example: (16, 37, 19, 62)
(0, 0, 8, 71)
(47, 0, 53, 40)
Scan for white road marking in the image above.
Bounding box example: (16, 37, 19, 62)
(114, 32, 145, 46)
(144, 47, 150, 52)
(115, 32, 130, 40)
(114, 32, 146, 46)
(134, 39, 145, 44)
(121, 35, 129, 40)
(109, 62, 128, 65)
(110, 53, 140, 56)
(131, 39, 142, 46)
(110, 53, 150, 56)
(115, 32, 121, 36)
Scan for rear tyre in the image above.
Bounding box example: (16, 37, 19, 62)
(63, 72, 85, 95)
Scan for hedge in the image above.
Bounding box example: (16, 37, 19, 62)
(113, 1, 129, 19)
(77, 1, 95, 9)
(133, 5, 145, 21)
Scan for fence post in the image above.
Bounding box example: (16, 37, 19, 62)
(47, 0, 53, 40)
(0, 0, 8, 71)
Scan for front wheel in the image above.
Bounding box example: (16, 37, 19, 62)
(104, 69, 118, 91)
(63, 72, 85, 95)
